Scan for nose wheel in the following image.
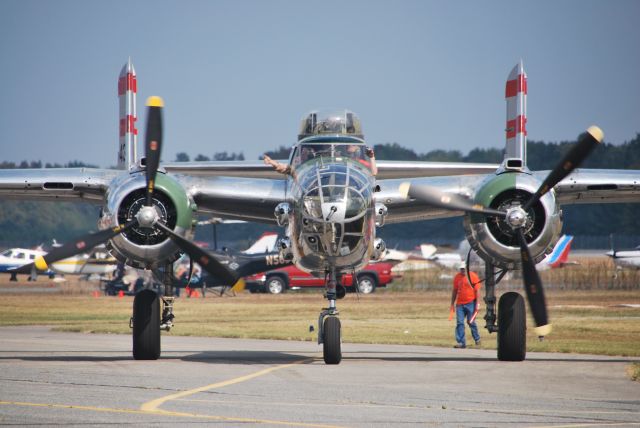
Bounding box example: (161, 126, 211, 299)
(322, 315, 341, 364)
(318, 268, 342, 364)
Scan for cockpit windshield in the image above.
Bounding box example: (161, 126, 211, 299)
(292, 141, 371, 171)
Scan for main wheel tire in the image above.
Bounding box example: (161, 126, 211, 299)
(323, 316, 342, 364)
(132, 289, 161, 360)
(497, 291, 526, 361)
(265, 276, 286, 294)
(356, 274, 377, 294)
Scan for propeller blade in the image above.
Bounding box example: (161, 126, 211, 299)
(516, 228, 551, 337)
(523, 126, 603, 211)
(13, 221, 137, 274)
(399, 182, 506, 218)
(145, 96, 164, 206)
(154, 222, 238, 284)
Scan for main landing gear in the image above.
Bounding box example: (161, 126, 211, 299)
(318, 268, 342, 364)
(482, 261, 527, 361)
(131, 265, 176, 360)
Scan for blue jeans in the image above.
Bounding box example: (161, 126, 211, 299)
(456, 301, 480, 346)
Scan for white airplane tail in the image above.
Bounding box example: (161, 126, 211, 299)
(419, 244, 437, 259)
(538, 235, 575, 269)
(503, 61, 527, 171)
(243, 232, 278, 254)
(117, 58, 138, 170)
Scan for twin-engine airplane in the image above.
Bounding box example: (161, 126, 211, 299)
(1, 60, 638, 363)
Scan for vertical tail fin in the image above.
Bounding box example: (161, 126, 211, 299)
(242, 232, 278, 254)
(503, 61, 527, 171)
(117, 59, 138, 170)
(548, 235, 573, 268)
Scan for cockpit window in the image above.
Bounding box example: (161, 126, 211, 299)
(292, 142, 370, 170)
(298, 110, 363, 140)
(1, 250, 13, 257)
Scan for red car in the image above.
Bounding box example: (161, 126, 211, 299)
(245, 262, 399, 294)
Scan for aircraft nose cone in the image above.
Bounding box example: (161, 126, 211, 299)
(136, 205, 159, 228)
(506, 206, 527, 229)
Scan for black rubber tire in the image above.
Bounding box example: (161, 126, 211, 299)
(265, 276, 286, 294)
(356, 274, 377, 294)
(497, 291, 526, 361)
(323, 316, 342, 364)
(132, 289, 161, 360)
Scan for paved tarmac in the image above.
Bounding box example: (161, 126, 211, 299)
(0, 326, 638, 427)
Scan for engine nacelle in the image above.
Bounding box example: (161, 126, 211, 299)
(99, 172, 196, 269)
(463, 172, 562, 270)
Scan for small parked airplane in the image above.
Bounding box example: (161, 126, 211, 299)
(1, 243, 118, 280)
(0, 247, 50, 280)
(606, 235, 640, 269)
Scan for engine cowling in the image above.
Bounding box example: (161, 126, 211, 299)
(463, 172, 562, 269)
(99, 172, 196, 269)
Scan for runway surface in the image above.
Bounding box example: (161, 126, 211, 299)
(0, 326, 638, 427)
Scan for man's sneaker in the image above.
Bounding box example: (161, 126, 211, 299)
(475, 340, 481, 346)
(453, 344, 466, 349)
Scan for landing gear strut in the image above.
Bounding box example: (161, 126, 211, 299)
(131, 264, 175, 360)
(483, 262, 498, 334)
(318, 268, 341, 364)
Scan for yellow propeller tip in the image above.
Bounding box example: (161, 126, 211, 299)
(534, 324, 552, 337)
(34, 256, 49, 271)
(587, 126, 604, 143)
(146, 96, 164, 107)
(398, 182, 411, 199)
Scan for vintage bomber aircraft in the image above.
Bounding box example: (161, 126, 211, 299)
(1, 60, 639, 364)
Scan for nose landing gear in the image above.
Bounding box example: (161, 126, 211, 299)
(318, 268, 342, 364)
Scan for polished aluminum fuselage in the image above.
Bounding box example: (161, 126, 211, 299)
(287, 157, 375, 275)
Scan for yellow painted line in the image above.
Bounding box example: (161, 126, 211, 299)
(0, 400, 343, 427)
(141, 359, 312, 412)
(530, 424, 640, 428)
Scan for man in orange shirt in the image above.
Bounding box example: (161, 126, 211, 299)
(450, 263, 481, 348)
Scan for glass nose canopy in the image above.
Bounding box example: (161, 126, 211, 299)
(299, 162, 372, 257)
(301, 163, 371, 223)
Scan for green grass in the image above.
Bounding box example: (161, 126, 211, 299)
(1, 287, 639, 357)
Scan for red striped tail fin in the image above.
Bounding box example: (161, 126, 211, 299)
(117, 58, 138, 170)
(503, 61, 527, 171)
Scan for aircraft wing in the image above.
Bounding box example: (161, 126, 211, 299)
(163, 161, 285, 179)
(378, 168, 640, 224)
(162, 160, 500, 180)
(0, 168, 120, 203)
(176, 174, 287, 223)
(540, 169, 640, 204)
(374, 160, 499, 179)
(0, 166, 286, 223)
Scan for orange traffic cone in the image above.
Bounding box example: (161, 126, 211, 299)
(92, 290, 100, 298)
(192, 290, 201, 298)
(118, 290, 125, 298)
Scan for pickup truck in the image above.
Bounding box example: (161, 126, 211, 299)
(244, 262, 399, 294)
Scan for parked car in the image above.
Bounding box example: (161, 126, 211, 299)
(245, 262, 399, 294)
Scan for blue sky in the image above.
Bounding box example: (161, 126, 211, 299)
(1, 0, 638, 167)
